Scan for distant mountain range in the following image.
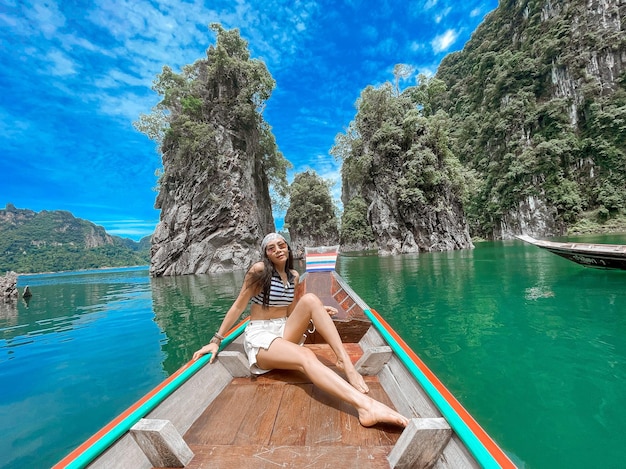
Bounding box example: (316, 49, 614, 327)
(0, 204, 151, 273)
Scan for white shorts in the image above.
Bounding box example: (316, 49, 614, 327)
(243, 317, 287, 375)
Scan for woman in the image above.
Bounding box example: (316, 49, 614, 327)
(193, 233, 408, 428)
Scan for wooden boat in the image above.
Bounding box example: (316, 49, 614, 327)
(516, 234, 626, 270)
(54, 246, 515, 469)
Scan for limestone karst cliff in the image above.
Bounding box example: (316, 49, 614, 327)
(150, 130, 275, 275)
(142, 26, 289, 276)
(436, 0, 626, 239)
(336, 83, 474, 255)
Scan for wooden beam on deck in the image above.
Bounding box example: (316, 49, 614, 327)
(355, 345, 393, 375)
(387, 417, 452, 469)
(130, 418, 194, 468)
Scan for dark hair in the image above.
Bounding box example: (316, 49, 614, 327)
(248, 240, 295, 309)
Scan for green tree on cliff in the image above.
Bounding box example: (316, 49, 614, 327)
(134, 23, 290, 203)
(333, 74, 468, 245)
(339, 196, 375, 246)
(285, 170, 339, 245)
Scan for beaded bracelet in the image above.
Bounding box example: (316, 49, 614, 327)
(209, 336, 222, 346)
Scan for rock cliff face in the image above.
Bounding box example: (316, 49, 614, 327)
(150, 130, 274, 276)
(496, 194, 561, 239)
(339, 85, 474, 255)
(1, 271, 18, 302)
(344, 174, 473, 255)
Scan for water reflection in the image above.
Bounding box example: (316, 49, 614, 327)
(2, 267, 151, 353)
(150, 270, 248, 374)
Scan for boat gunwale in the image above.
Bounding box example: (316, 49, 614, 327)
(516, 234, 626, 254)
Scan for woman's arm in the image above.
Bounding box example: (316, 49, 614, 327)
(192, 264, 261, 362)
(286, 270, 302, 316)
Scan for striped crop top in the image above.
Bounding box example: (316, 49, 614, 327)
(250, 270, 295, 307)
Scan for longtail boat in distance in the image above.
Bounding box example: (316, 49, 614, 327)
(54, 245, 515, 469)
(516, 234, 626, 271)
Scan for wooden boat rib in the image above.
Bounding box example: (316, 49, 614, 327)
(54, 248, 515, 469)
(516, 234, 626, 270)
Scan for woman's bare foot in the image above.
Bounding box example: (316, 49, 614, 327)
(357, 398, 409, 428)
(337, 358, 369, 393)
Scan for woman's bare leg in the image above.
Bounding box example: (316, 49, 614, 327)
(283, 293, 369, 393)
(256, 339, 408, 428)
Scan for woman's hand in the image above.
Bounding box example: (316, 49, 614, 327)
(324, 305, 338, 316)
(192, 342, 219, 363)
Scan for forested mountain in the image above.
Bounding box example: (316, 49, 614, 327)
(0, 204, 150, 273)
(435, 0, 626, 239)
(335, 0, 624, 247)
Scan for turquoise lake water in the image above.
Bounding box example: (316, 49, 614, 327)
(1, 235, 625, 468)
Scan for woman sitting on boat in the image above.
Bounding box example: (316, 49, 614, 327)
(193, 233, 408, 428)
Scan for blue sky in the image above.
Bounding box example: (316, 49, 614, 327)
(0, 0, 497, 241)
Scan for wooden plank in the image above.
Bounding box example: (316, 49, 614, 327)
(184, 380, 258, 445)
(359, 326, 386, 349)
(217, 351, 251, 378)
(268, 384, 312, 446)
(89, 434, 151, 469)
(233, 383, 282, 445)
(185, 444, 395, 469)
(147, 357, 233, 435)
(356, 345, 393, 375)
(180, 342, 409, 469)
(361, 332, 479, 468)
(435, 436, 480, 469)
(306, 385, 344, 445)
(378, 355, 442, 419)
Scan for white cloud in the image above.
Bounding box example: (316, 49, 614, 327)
(431, 29, 458, 53)
(0, 108, 32, 141)
(94, 69, 150, 89)
(45, 49, 78, 76)
(434, 7, 452, 23)
(97, 219, 157, 239)
(410, 41, 425, 52)
(28, 0, 66, 39)
(97, 91, 157, 121)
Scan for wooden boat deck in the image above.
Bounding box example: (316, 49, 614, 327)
(176, 343, 404, 469)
